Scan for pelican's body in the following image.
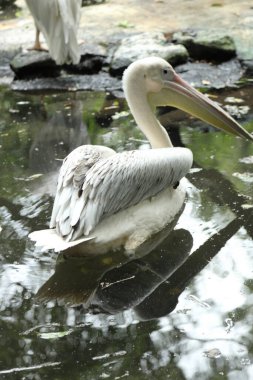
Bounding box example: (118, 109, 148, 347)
(30, 57, 253, 255)
(26, 0, 82, 65)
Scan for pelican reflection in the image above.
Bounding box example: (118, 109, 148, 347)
(35, 228, 192, 316)
(35, 206, 253, 320)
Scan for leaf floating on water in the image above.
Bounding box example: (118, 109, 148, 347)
(241, 204, 253, 210)
(38, 330, 73, 340)
(239, 156, 253, 164)
(112, 111, 130, 120)
(189, 168, 203, 174)
(14, 173, 43, 182)
(21, 323, 61, 336)
(93, 350, 127, 361)
(233, 172, 253, 184)
(0, 362, 61, 375)
(225, 96, 244, 104)
(203, 348, 222, 359)
(27, 173, 43, 180)
(187, 294, 211, 309)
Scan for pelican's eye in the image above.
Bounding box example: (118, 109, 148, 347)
(162, 67, 174, 81)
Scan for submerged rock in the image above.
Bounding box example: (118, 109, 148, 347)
(11, 72, 122, 93)
(173, 29, 236, 62)
(175, 60, 244, 89)
(109, 32, 188, 76)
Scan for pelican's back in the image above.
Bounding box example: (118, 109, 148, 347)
(26, 0, 82, 65)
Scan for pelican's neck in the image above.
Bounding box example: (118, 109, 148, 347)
(124, 79, 173, 149)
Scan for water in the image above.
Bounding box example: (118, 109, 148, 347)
(0, 0, 18, 21)
(0, 84, 253, 379)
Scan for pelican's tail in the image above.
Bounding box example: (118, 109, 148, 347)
(29, 229, 94, 252)
(26, 0, 82, 65)
(48, 0, 81, 65)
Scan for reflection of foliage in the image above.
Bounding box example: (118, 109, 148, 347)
(82, 0, 105, 5)
(183, 118, 253, 199)
(0, 0, 19, 20)
(0, 88, 107, 199)
(0, 0, 16, 6)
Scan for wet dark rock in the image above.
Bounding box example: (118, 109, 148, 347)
(175, 59, 244, 89)
(82, 0, 105, 4)
(243, 60, 253, 75)
(173, 30, 236, 62)
(10, 50, 60, 79)
(10, 43, 107, 79)
(66, 43, 106, 74)
(109, 32, 188, 76)
(11, 72, 122, 93)
(0, 49, 19, 85)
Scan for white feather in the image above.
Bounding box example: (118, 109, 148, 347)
(26, 0, 82, 65)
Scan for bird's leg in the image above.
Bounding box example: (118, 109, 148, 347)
(28, 27, 48, 51)
(33, 28, 42, 50)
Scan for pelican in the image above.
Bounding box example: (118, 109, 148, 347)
(25, 0, 82, 65)
(29, 57, 253, 255)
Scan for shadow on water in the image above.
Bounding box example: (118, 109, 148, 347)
(0, 84, 253, 379)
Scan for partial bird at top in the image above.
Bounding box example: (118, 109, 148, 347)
(29, 57, 253, 255)
(25, 0, 82, 65)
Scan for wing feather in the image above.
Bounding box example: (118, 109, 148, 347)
(53, 146, 193, 241)
(50, 145, 116, 232)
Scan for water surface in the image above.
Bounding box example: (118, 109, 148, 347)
(0, 84, 253, 379)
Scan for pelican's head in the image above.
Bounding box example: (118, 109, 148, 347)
(123, 57, 253, 141)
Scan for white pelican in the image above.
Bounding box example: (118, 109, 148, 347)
(25, 0, 82, 65)
(29, 57, 253, 255)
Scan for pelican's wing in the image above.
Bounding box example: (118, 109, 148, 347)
(50, 145, 116, 233)
(52, 147, 193, 241)
(26, 0, 82, 64)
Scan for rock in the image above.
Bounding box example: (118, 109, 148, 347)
(109, 32, 189, 76)
(173, 29, 236, 62)
(0, 49, 19, 85)
(10, 42, 107, 79)
(10, 51, 60, 79)
(232, 29, 253, 61)
(11, 72, 122, 93)
(175, 59, 244, 89)
(65, 43, 106, 74)
(243, 60, 253, 75)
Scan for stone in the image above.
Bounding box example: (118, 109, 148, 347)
(66, 43, 106, 74)
(0, 49, 19, 85)
(10, 50, 60, 79)
(10, 43, 107, 79)
(243, 60, 253, 75)
(232, 30, 253, 61)
(175, 59, 244, 89)
(109, 32, 188, 76)
(11, 72, 122, 93)
(173, 29, 236, 62)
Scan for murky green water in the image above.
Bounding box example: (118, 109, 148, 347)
(0, 83, 253, 379)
